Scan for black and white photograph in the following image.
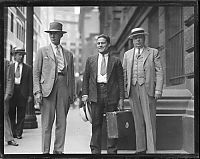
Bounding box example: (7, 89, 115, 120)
(0, 0, 198, 158)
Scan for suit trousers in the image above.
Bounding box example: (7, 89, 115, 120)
(4, 101, 14, 142)
(41, 75, 70, 153)
(129, 83, 156, 153)
(90, 83, 118, 154)
(9, 84, 27, 137)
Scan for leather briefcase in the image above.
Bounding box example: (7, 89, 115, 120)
(101, 109, 136, 150)
(106, 109, 134, 139)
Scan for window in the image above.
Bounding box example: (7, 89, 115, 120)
(10, 13, 14, 32)
(16, 20, 25, 42)
(148, 8, 159, 49)
(165, 7, 184, 86)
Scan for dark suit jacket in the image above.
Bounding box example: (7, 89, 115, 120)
(82, 54, 124, 104)
(5, 63, 33, 100)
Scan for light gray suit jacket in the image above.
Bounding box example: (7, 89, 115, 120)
(123, 46, 164, 97)
(33, 44, 75, 103)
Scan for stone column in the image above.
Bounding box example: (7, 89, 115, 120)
(24, 6, 38, 129)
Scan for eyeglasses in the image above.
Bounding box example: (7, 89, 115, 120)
(97, 42, 107, 45)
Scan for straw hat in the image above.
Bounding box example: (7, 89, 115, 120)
(11, 48, 26, 56)
(45, 22, 67, 34)
(128, 28, 148, 39)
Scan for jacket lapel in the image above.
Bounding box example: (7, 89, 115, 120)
(142, 47, 151, 66)
(47, 44, 56, 62)
(107, 54, 115, 81)
(93, 54, 98, 81)
(61, 46, 69, 68)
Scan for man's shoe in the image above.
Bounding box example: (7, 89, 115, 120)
(16, 135, 22, 139)
(8, 140, 19, 146)
(53, 151, 64, 154)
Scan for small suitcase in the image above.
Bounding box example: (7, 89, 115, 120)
(106, 110, 133, 138)
(101, 109, 136, 150)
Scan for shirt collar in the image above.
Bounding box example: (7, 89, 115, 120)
(99, 53, 109, 57)
(51, 43, 61, 49)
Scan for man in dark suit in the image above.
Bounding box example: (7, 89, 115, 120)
(33, 22, 75, 154)
(4, 59, 18, 146)
(4, 49, 33, 140)
(82, 34, 124, 154)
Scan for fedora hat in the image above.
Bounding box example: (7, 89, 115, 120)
(11, 48, 26, 56)
(79, 101, 92, 124)
(128, 28, 148, 39)
(45, 22, 67, 33)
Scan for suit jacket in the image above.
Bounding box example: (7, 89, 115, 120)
(5, 62, 33, 99)
(33, 44, 75, 103)
(123, 46, 164, 97)
(82, 54, 124, 104)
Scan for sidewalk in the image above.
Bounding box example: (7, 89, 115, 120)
(4, 106, 92, 154)
(4, 106, 187, 155)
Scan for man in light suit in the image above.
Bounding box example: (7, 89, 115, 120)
(82, 34, 124, 154)
(4, 49, 33, 140)
(123, 28, 164, 154)
(33, 22, 75, 154)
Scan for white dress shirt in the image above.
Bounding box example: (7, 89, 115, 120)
(97, 53, 108, 83)
(15, 62, 23, 84)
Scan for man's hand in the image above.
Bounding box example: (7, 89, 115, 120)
(82, 95, 88, 103)
(35, 92, 43, 104)
(4, 94, 11, 103)
(118, 99, 124, 111)
(27, 96, 33, 103)
(155, 91, 162, 100)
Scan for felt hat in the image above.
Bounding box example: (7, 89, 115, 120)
(128, 27, 148, 39)
(45, 22, 67, 33)
(79, 101, 92, 124)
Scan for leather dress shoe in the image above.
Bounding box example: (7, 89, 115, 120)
(16, 135, 22, 139)
(8, 140, 19, 146)
(53, 151, 64, 154)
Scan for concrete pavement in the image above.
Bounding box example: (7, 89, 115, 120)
(4, 105, 187, 155)
(4, 106, 92, 154)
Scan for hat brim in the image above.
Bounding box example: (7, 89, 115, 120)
(12, 51, 26, 56)
(45, 30, 67, 33)
(128, 32, 148, 39)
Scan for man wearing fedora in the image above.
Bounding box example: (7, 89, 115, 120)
(123, 28, 164, 153)
(4, 48, 33, 140)
(82, 34, 124, 154)
(33, 22, 75, 154)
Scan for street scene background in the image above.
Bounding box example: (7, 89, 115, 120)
(3, 4, 196, 156)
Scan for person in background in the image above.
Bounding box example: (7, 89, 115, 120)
(33, 22, 75, 154)
(82, 34, 124, 154)
(123, 28, 164, 154)
(4, 49, 33, 140)
(4, 58, 18, 146)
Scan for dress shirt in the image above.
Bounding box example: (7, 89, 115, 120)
(135, 47, 144, 55)
(97, 53, 108, 83)
(15, 62, 23, 84)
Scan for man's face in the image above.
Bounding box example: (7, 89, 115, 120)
(14, 53, 24, 63)
(132, 34, 145, 48)
(49, 32, 63, 45)
(97, 37, 110, 54)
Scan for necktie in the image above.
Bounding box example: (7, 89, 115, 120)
(100, 54, 107, 76)
(136, 48, 140, 58)
(15, 64, 20, 78)
(56, 46, 64, 71)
